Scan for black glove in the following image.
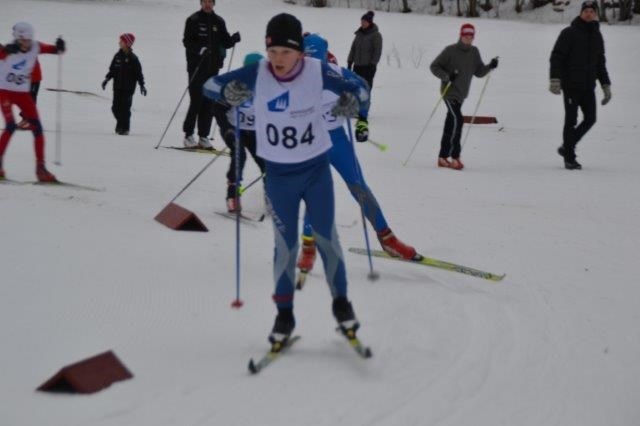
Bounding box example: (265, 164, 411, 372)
(489, 57, 499, 70)
(449, 70, 458, 83)
(231, 32, 241, 44)
(347, 62, 353, 71)
(3, 43, 20, 54)
(55, 37, 66, 53)
(355, 119, 369, 142)
(140, 85, 147, 96)
(101, 79, 109, 90)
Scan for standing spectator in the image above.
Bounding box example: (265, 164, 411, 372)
(182, 0, 240, 149)
(429, 23, 497, 170)
(347, 10, 382, 91)
(549, 0, 611, 170)
(0, 22, 65, 182)
(101, 33, 146, 136)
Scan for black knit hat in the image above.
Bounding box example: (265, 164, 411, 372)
(361, 10, 374, 23)
(581, 0, 598, 11)
(265, 13, 303, 52)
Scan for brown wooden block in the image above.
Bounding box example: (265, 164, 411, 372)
(463, 116, 498, 124)
(154, 202, 208, 231)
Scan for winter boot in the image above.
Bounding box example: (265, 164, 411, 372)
(378, 228, 417, 260)
(36, 164, 57, 183)
(564, 159, 582, 170)
(296, 236, 317, 272)
(437, 157, 452, 168)
(268, 307, 295, 350)
(198, 136, 213, 149)
(183, 134, 198, 148)
(332, 297, 360, 338)
(450, 158, 464, 170)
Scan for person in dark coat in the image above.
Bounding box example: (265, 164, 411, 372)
(347, 10, 382, 91)
(549, 0, 611, 170)
(430, 23, 498, 170)
(101, 33, 146, 135)
(182, 0, 240, 148)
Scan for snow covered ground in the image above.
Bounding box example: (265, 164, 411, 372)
(1, 1, 639, 425)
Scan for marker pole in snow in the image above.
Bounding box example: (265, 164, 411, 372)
(231, 108, 244, 308)
(346, 119, 379, 281)
(402, 81, 451, 166)
(54, 48, 63, 165)
(461, 72, 492, 148)
(154, 54, 208, 149)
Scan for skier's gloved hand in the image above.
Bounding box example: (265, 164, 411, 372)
(231, 32, 241, 44)
(443, 70, 458, 84)
(355, 118, 369, 142)
(601, 84, 611, 106)
(3, 43, 20, 54)
(101, 79, 109, 90)
(549, 78, 561, 95)
(331, 92, 360, 118)
(223, 80, 252, 106)
(489, 57, 499, 69)
(140, 85, 147, 96)
(55, 37, 66, 53)
(347, 61, 353, 71)
(199, 46, 208, 56)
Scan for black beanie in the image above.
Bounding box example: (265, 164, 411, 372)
(265, 13, 303, 52)
(361, 10, 374, 23)
(581, 0, 598, 11)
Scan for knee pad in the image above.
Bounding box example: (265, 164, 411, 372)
(29, 119, 43, 137)
(5, 121, 17, 134)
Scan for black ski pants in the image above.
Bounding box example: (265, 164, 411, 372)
(183, 71, 217, 138)
(353, 64, 377, 91)
(112, 90, 134, 132)
(439, 99, 464, 159)
(562, 89, 596, 161)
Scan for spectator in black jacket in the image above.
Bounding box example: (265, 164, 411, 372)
(102, 33, 146, 135)
(182, 0, 240, 148)
(549, 0, 611, 170)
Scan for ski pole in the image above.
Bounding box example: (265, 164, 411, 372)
(402, 81, 451, 166)
(368, 139, 388, 152)
(239, 173, 265, 195)
(154, 53, 208, 149)
(54, 46, 63, 165)
(346, 119, 379, 281)
(168, 147, 228, 204)
(461, 72, 492, 148)
(231, 107, 244, 308)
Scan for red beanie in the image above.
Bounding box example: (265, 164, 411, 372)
(120, 33, 135, 48)
(460, 23, 475, 38)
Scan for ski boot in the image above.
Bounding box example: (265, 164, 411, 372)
(437, 157, 452, 168)
(268, 307, 296, 352)
(296, 236, 317, 273)
(183, 134, 198, 148)
(36, 164, 57, 183)
(198, 136, 213, 149)
(332, 297, 360, 339)
(226, 182, 241, 213)
(558, 147, 581, 170)
(377, 228, 417, 260)
(450, 158, 464, 170)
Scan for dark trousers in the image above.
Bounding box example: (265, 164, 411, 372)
(562, 89, 596, 161)
(439, 99, 464, 159)
(222, 130, 265, 199)
(352, 64, 377, 90)
(111, 90, 133, 132)
(183, 72, 217, 138)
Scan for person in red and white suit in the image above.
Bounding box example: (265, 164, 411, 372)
(0, 22, 65, 182)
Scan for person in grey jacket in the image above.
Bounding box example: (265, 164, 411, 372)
(347, 10, 382, 91)
(430, 23, 497, 170)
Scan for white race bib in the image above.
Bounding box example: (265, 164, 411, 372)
(0, 43, 39, 92)
(253, 58, 332, 164)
